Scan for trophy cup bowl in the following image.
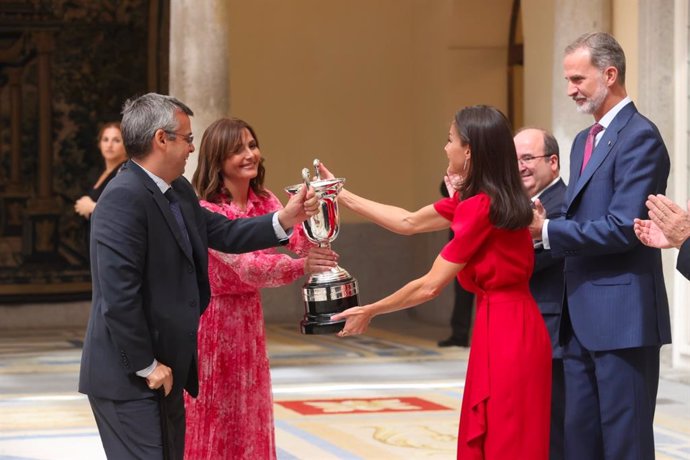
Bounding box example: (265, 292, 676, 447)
(285, 163, 360, 334)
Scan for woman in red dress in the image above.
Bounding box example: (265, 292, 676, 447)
(326, 105, 552, 459)
(184, 118, 338, 459)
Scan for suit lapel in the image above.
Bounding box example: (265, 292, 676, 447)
(567, 103, 637, 210)
(126, 161, 194, 262)
(538, 178, 565, 218)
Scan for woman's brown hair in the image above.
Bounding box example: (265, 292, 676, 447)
(454, 105, 533, 230)
(192, 118, 267, 203)
(97, 121, 121, 142)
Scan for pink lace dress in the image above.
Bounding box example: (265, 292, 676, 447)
(184, 189, 313, 460)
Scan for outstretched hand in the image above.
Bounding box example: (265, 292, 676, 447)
(332, 306, 373, 337)
(278, 183, 319, 229)
(529, 198, 546, 240)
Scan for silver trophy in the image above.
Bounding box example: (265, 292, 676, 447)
(286, 159, 360, 334)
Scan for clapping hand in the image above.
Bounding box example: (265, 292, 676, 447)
(644, 194, 690, 248)
(634, 218, 671, 249)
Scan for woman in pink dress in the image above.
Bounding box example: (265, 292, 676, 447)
(326, 105, 552, 459)
(184, 118, 338, 459)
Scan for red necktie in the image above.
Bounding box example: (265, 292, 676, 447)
(580, 123, 604, 174)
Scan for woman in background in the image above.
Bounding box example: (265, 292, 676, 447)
(325, 105, 551, 459)
(185, 117, 338, 459)
(74, 122, 126, 220)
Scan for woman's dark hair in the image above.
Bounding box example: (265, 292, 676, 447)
(192, 117, 267, 203)
(455, 105, 532, 230)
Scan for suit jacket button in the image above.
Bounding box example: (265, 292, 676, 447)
(189, 300, 197, 308)
(187, 264, 193, 273)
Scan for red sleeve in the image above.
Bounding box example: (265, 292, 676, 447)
(433, 193, 460, 221)
(440, 193, 492, 264)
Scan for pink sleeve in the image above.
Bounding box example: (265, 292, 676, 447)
(262, 190, 314, 256)
(209, 249, 305, 288)
(203, 194, 306, 288)
(440, 193, 493, 264)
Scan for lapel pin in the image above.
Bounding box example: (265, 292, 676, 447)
(607, 140, 611, 146)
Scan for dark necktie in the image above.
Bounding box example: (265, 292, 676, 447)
(164, 188, 192, 254)
(580, 123, 604, 174)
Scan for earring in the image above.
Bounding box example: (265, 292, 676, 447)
(463, 158, 470, 172)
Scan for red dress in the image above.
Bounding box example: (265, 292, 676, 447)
(435, 193, 551, 460)
(184, 189, 313, 460)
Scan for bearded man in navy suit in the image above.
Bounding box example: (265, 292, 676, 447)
(530, 33, 671, 460)
(515, 127, 566, 460)
(78, 93, 320, 459)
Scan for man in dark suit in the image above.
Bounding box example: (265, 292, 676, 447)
(635, 194, 690, 280)
(78, 93, 321, 459)
(514, 127, 566, 460)
(530, 33, 671, 460)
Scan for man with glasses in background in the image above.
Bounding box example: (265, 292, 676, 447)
(515, 127, 566, 460)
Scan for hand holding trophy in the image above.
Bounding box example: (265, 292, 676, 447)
(286, 159, 360, 334)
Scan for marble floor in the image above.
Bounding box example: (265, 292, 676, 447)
(1, 314, 689, 459)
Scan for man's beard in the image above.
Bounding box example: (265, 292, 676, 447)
(576, 80, 607, 115)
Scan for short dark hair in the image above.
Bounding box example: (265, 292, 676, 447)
(121, 93, 194, 159)
(192, 118, 267, 203)
(565, 32, 626, 85)
(454, 105, 533, 230)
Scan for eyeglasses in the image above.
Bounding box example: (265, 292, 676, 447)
(517, 154, 552, 166)
(165, 130, 194, 145)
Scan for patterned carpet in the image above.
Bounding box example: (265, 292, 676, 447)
(0, 323, 688, 459)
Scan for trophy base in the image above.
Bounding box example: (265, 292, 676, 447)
(300, 317, 346, 335)
(301, 274, 359, 335)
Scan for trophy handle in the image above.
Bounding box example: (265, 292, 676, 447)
(313, 158, 321, 181)
(301, 167, 310, 187)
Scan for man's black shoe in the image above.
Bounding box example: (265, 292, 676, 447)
(437, 336, 469, 347)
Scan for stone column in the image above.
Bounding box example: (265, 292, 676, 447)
(636, 0, 683, 369)
(637, 0, 674, 165)
(169, 1, 231, 180)
(551, 0, 611, 180)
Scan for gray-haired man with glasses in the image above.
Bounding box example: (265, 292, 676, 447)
(78, 92, 319, 459)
